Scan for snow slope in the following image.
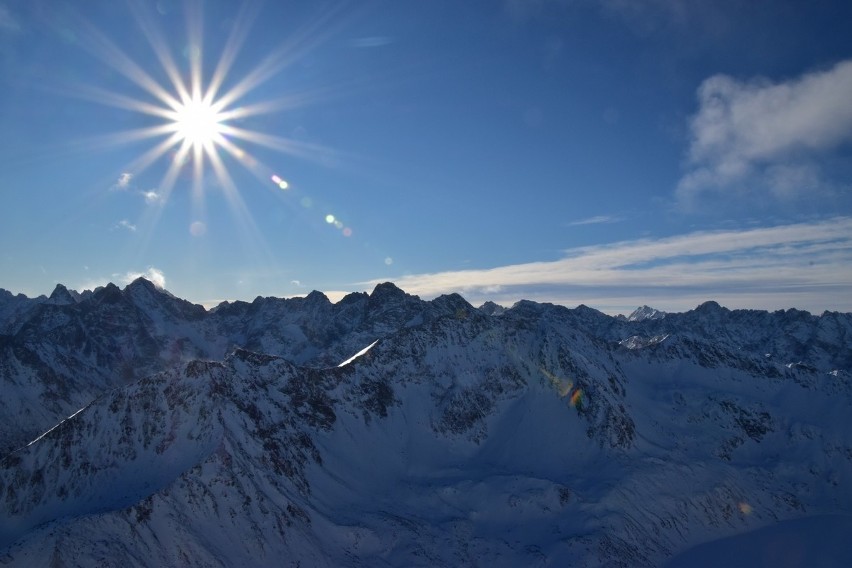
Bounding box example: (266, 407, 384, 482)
(665, 514, 852, 568)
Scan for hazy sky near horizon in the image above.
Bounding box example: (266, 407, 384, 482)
(1, 0, 851, 314)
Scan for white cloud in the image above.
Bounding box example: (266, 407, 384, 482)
(142, 190, 162, 205)
(112, 172, 133, 191)
(121, 267, 166, 289)
(113, 219, 137, 232)
(678, 60, 852, 203)
(362, 217, 852, 314)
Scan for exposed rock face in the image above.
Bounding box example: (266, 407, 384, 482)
(0, 280, 850, 566)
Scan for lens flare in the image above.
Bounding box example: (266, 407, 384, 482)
(540, 367, 573, 398)
(271, 174, 289, 190)
(570, 388, 584, 408)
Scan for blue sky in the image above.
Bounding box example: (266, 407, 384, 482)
(0, 0, 850, 314)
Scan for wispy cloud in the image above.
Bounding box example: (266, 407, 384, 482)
(0, 4, 21, 34)
(566, 215, 622, 226)
(111, 172, 133, 191)
(363, 217, 852, 314)
(113, 219, 137, 232)
(678, 60, 852, 205)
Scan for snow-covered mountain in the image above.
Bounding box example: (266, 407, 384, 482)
(625, 305, 666, 322)
(1, 280, 850, 566)
(0, 279, 468, 455)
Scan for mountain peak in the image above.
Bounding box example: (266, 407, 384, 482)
(93, 282, 123, 304)
(304, 290, 330, 304)
(479, 301, 506, 316)
(127, 276, 158, 290)
(695, 300, 724, 313)
(338, 291, 369, 305)
(370, 281, 405, 298)
(124, 277, 180, 303)
(429, 292, 474, 316)
(627, 305, 666, 322)
(368, 282, 414, 310)
(47, 283, 79, 305)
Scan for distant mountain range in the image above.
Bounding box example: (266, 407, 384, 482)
(1, 279, 850, 566)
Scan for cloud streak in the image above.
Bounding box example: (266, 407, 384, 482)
(350, 36, 393, 48)
(363, 218, 852, 314)
(678, 59, 852, 203)
(566, 215, 622, 226)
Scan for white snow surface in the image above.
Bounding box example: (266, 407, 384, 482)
(337, 339, 379, 367)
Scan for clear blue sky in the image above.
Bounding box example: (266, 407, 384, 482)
(1, 0, 850, 314)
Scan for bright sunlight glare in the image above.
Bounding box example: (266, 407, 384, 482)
(168, 97, 225, 150)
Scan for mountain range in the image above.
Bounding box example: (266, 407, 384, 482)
(1, 278, 850, 566)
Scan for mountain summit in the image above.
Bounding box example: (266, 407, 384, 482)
(626, 304, 666, 321)
(46, 283, 80, 305)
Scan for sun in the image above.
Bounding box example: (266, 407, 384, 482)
(71, 2, 336, 197)
(168, 96, 225, 151)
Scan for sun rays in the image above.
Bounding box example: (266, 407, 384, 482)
(68, 0, 343, 235)
(39, 0, 391, 296)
